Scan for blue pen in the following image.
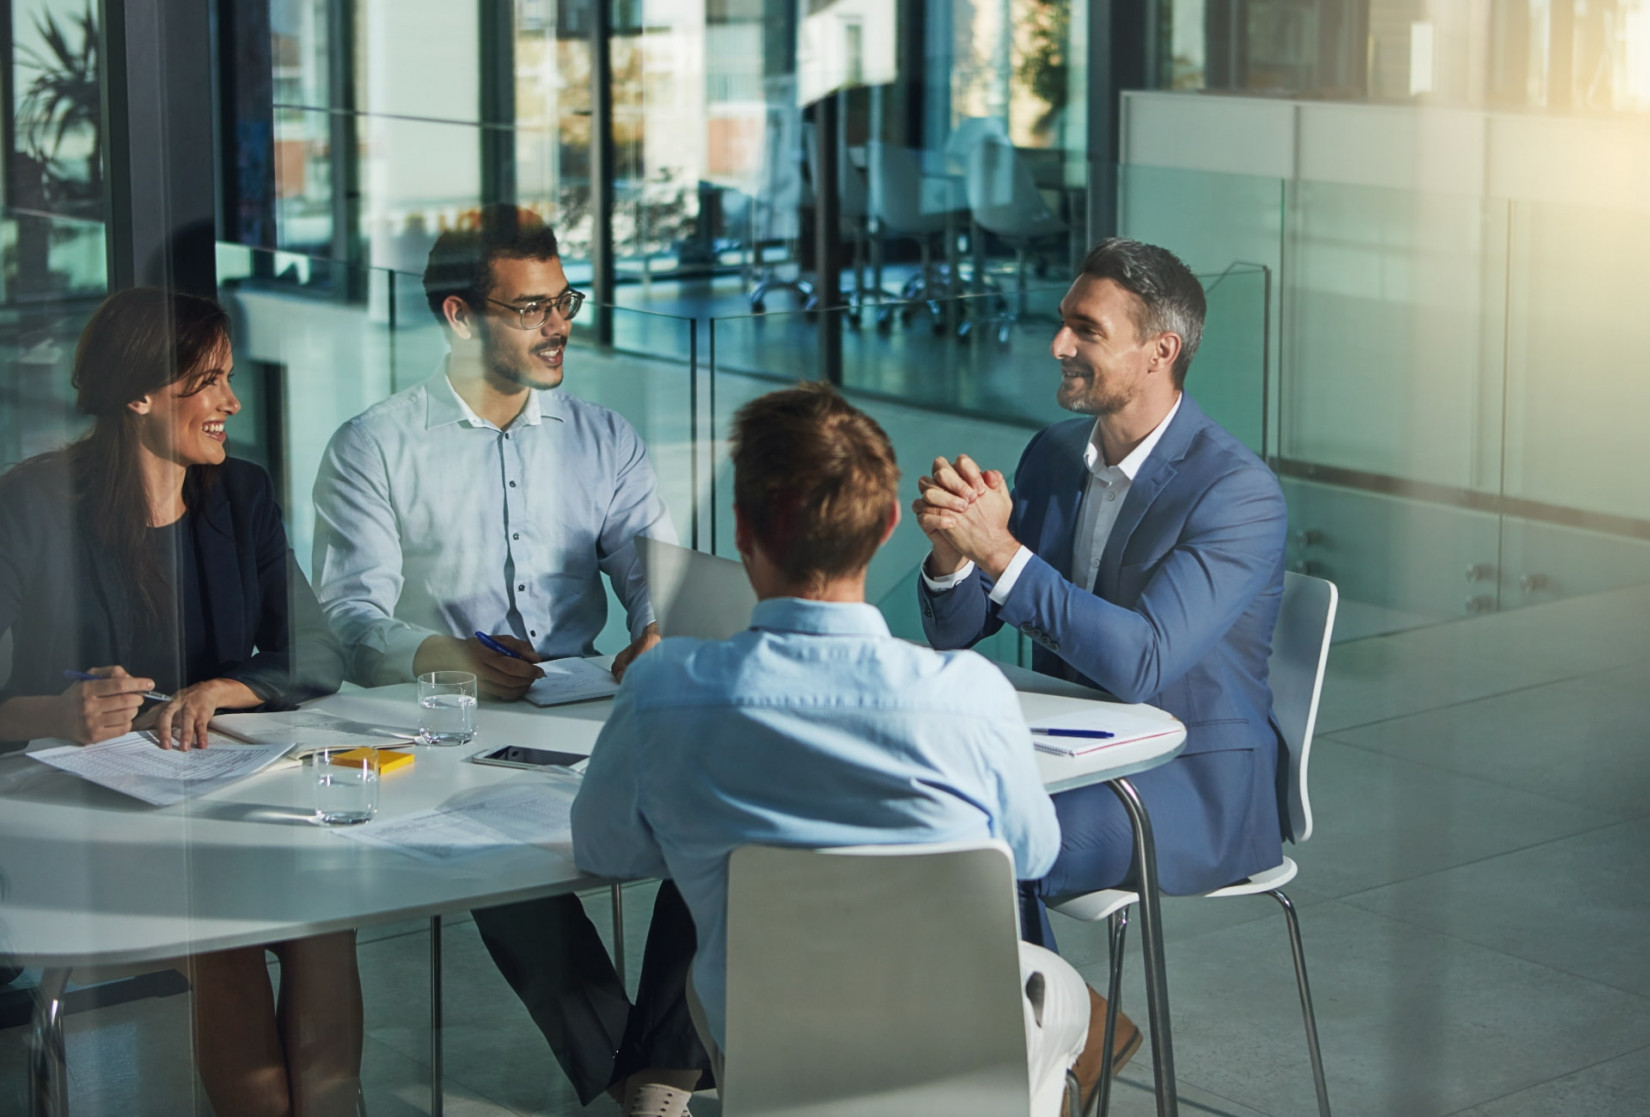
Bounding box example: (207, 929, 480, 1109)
(474, 631, 531, 662)
(1031, 727, 1116, 740)
(62, 669, 172, 703)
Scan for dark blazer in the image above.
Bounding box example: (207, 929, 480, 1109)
(919, 395, 1290, 892)
(0, 454, 343, 742)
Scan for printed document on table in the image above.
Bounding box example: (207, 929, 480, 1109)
(525, 656, 620, 707)
(29, 733, 294, 806)
(339, 778, 581, 864)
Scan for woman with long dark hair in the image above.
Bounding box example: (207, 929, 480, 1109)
(0, 287, 362, 1115)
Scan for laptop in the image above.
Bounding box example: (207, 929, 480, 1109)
(636, 537, 758, 641)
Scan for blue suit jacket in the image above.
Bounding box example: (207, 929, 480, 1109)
(919, 395, 1290, 892)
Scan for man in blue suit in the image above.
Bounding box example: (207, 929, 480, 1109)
(914, 238, 1289, 953)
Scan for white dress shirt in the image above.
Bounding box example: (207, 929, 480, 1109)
(923, 394, 1181, 600)
(311, 367, 675, 686)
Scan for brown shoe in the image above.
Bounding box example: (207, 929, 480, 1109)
(1064, 984, 1143, 1116)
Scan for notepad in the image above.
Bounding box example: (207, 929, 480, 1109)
(1029, 709, 1185, 757)
(525, 656, 620, 707)
(30, 733, 294, 806)
(328, 747, 414, 774)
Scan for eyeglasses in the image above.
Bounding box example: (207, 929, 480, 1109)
(484, 289, 586, 330)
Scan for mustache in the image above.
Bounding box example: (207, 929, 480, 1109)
(532, 337, 568, 355)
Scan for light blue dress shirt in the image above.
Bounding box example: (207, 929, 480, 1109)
(571, 597, 1060, 1048)
(311, 368, 674, 685)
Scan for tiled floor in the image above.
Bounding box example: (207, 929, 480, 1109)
(3, 582, 1648, 1115)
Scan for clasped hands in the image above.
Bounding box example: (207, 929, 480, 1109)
(913, 454, 1021, 580)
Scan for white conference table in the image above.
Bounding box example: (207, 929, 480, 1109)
(1, 670, 1185, 1117)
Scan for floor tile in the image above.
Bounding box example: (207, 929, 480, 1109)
(1343, 819, 1650, 998)
(1081, 901, 1650, 1117)
(1327, 673, 1650, 816)
(1291, 740, 1609, 897)
(1446, 1044, 1650, 1116)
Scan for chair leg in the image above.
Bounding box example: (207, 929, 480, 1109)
(1093, 909, 1130, 1117)
(1269, 890, 1331, 1117)
(1064, 1069, 1082, 1117)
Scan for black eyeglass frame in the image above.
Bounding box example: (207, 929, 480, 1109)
(483, 289, 586, 329)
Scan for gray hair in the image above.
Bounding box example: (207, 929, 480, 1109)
(1078, 238, 1206, 387)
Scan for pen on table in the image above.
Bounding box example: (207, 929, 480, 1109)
(1030, 727, 1116, 740)
(61, 669, 172, 703)
(474, 631, 531, 662)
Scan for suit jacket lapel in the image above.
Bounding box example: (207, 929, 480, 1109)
(1097, 396, 1205, 596)
(1036, 453, 1092, 582)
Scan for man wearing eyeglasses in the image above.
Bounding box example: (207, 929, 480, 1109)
(311, 205, 703, 1107)
(312, 204, 671, 696)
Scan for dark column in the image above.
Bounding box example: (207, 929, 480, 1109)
(1086, 0, 1151, 243)
(1205, 0, 1249, 91)
(217, 0, 277, 255)
(100, 0, 218, 295)
(812, 93, 842, 386)
(480, 0, 516, 206)
(589, 0, 615, 345)
(326, 0, 363, 299)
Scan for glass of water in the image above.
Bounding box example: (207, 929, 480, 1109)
(418, 670, 478, 746)
(314, 748, 379, 825)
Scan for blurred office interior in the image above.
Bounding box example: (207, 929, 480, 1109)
(1, 1, 1649, 1114)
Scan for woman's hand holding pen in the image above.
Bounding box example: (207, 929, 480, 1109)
(56, 666, 156, 745)
(138, 678, 260, 751)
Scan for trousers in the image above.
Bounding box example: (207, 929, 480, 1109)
(471, 881, 714, 1104)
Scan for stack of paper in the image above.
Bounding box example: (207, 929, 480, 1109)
(209, 710, 416, 755)
(525, 657, 620, 707)
(338, 779, 581, 864)
(30, 733, 295, 806)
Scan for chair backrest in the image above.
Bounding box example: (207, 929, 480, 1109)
(723, 840, 1032, 1117)
(637, 537, 757, 641)
(1268, 572, 1338, 843)
(866, 141, 954, 235)
(964, 137, 1058, 237)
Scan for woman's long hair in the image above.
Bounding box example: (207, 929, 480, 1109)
(68, 287, 232, 624)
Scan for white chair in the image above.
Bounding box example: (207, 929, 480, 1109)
(866, 142, 965, 331)
(722, 840, 1081, 1117)
(963, 136, 1067, 342)
(1050, 572, 1338, 1117)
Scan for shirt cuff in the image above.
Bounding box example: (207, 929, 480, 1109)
(920, 558, 977, 593)
(382, 623, 445, 685)
(987, 546, 1035, 605)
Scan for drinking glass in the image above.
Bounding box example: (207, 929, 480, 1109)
(314, 748, 379, 825)
(418, 670, 478, 745)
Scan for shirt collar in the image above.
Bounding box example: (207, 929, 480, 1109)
(1083, 392, 1183, 481)
(749, 597, 891, 637)
(423, 359, 557, 431)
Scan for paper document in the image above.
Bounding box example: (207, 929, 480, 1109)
(210, 709, 416, 754)
(339, 778, 580, 864)
(1029, 709, 1183, 757)
(30, 733, 294, 806)
(525, 656, 620, 707)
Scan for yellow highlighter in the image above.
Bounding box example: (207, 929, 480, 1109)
(328, 747, 414, 774)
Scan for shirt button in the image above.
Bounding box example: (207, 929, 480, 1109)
(512, 533, 521, 540)
(530, 630, 537, 637)
(518, 584, 525, 591)
(1106, 491, 1117, 501)
(509, 481, 517, 488)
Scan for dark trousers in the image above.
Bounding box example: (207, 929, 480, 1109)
(471, 881, 713, 1105)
